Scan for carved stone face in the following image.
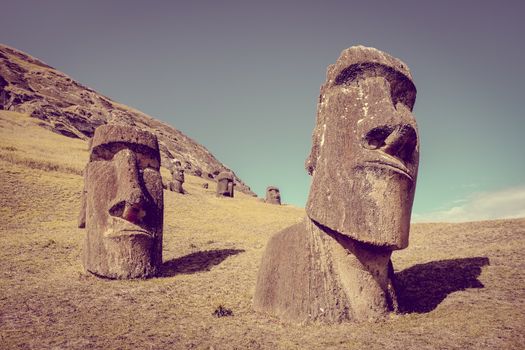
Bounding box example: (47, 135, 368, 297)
(305, 47, 419, 250)
(216, 171, 234, 197)
(266, 186, 281, 205)
(81, 124, 163, 278)
(172, 168, 185, 183)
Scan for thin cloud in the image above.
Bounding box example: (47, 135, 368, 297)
(413, 186, 525, 223)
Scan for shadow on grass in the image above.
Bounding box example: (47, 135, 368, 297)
(395, 256, 490, 313)
(161, 249, 245, 277)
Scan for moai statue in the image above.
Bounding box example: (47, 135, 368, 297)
(169, 160, 185, 194)
(254, 46, 419, 323)
(265, 186, 281, 205)
(79, 124, 164, 279)
(216, 171, 234, 197)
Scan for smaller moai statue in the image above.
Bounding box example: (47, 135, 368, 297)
(216, 171, 234, 197)
(169, 160, 185, 194)
(265, 186, 281, 205)
(79, 124, 164, 279)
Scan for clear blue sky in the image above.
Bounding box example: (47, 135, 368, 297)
(2, 0, 524, 221)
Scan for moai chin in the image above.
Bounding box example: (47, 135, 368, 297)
(265, 186, 281, 205)
(79, 124, 164, 279)
(169, 160, 185, 194)
(254, 46, 419, 323)
(216, 171, 234, 197)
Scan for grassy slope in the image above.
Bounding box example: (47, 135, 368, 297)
(0, 110, 524, 349)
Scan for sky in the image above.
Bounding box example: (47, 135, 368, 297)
(1, 0, 524, 222)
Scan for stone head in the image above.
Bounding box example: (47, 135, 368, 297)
(81, 124, 163, 278)
(171, 166, 185, 183)
(305, 46, 419, 250)
(216, 171, 234, 197)
(266, 186, 281, 205)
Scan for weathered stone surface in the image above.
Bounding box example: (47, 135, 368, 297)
(80, 124, 164, 279)
(0, 44, 255, 195)
(169, 180, 184, 193)
(305, 45, 418, 249)
(216, 171, 234, 197)
(202, 183, 209, 189)
(254, 46, 419, 323)
(265, 186, 281, 205)
(77, 169, 87, 228)
(254, 219, 397, 323)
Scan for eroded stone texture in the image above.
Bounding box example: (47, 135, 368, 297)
(216, 171, 234, 197)
(77, 169, 87, 228)
(254, 46, 419, 323)
(80, 124, 164, 279)
(265, 186, 281, 205)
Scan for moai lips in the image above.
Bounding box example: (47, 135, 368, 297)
(265, 186, 281, 205)
(305, 46, 419, 250)
(80, 124, 163, 279)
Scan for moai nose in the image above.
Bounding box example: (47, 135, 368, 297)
(108, 149, 148, 225)
(382, 124, 417, 163)
(363, 124, 417, 164)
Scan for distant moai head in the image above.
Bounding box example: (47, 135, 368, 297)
(171, 164, 185, 183)
(265, 186, 281, 205)
(168, 159, 185, 193)
(81, 124, 163, 279)
(305, 46, 419, 250)
(216, 171, 234, 197)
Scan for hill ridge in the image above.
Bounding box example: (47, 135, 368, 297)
(0, 43, 255, 194)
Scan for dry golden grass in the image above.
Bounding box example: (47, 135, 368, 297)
(1, 110, 524, 349)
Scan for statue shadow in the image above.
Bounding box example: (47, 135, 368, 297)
(395, 256, 490, 314)
(161, 249, 245, 277)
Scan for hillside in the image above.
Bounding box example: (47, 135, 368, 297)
(0, 44, 254, 194)
(1, 110, 524, 349)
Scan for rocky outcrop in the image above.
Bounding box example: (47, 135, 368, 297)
(0, 44, 254, 194)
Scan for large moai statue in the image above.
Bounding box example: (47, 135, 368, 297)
(169, 160, 185, 194)
(265, 186, 281, 205)
(254, 46, 419, 323)
(79, 124, 164, 279)
(216, 171, 234, 197)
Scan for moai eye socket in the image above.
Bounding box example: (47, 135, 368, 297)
(362, 126, 394, 150)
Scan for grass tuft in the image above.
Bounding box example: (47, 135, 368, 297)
(213, 305, 234, 318)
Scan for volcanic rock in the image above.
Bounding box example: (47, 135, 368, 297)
(0, 44, 254, 194)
